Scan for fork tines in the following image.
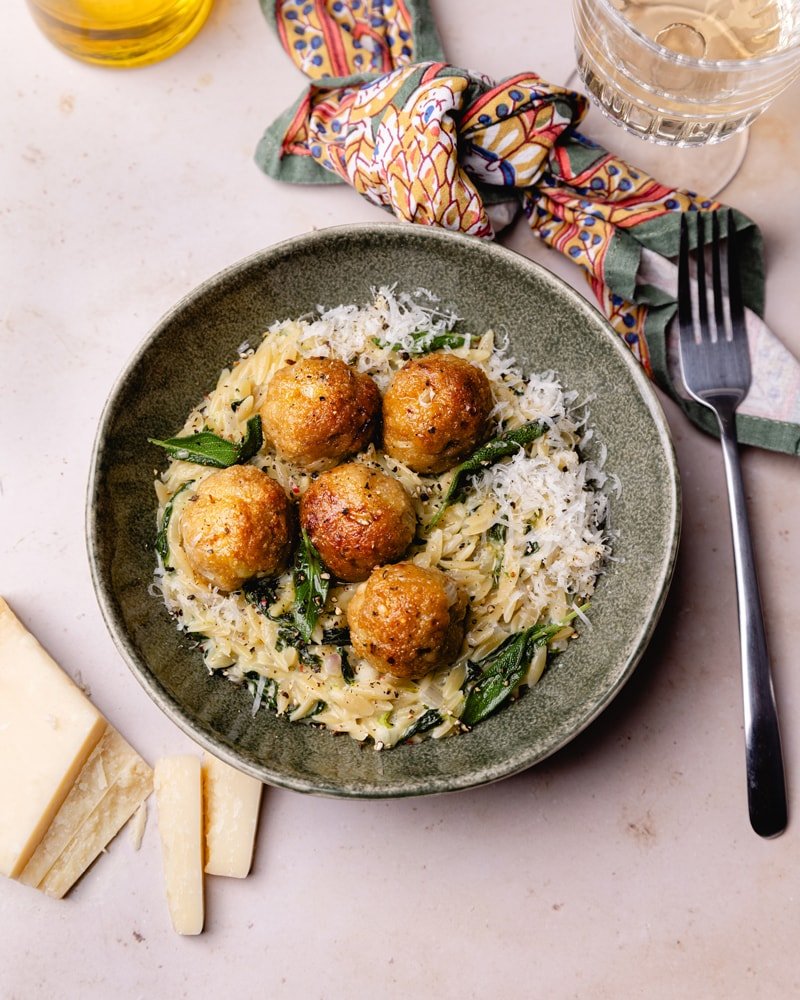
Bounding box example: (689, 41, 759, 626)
(678, 207, 745, 347)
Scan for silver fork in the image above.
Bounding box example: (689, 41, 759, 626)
(677, 209, 787, 838)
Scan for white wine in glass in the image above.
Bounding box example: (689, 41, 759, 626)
(622, 0, 790, 60)
(572, 0, 800, 145)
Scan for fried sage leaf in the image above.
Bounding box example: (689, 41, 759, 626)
(237, 415, 264, 463)
(461, 632, 531, 727)
(461, 608, 584, 727)
(292, 530, 330, 643)
(149, 415, 263, 468)
(246, 556, 342, 667)
(429, 421, 546, 528)
(372, 329, 471, 355)
(488, 522, 507, 587)
(155, 480, 194, 568)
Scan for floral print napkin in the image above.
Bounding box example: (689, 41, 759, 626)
(255, 0, 800, 455)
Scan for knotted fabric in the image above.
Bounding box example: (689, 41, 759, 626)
(255, 0, 800, 455)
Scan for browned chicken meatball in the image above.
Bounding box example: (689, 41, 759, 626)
(300, 463, 416, 582)
(382, 353, 493, 474)
(260, 357, 380, 466)
(347, 562, 467, 679)
(180, 465, 295, 592)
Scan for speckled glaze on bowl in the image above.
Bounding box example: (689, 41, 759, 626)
(87, 223, 680, 798)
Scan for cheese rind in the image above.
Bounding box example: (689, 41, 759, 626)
(36, 753, 153, 898)
(20, 726, 153, 894)
(154, 756, 204, 935)
(0, 597, 105, 878)
(202, 753, 262, 878)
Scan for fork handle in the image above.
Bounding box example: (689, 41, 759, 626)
(717, 409, 787, 837)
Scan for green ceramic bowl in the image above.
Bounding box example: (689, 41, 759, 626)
(87, 223, 680, 797)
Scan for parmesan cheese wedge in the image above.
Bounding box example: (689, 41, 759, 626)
(202, 753, 262, 878)
(0, 597, 106, 879)
(19, 726, 153, 896)
(154, 756, 204, 935)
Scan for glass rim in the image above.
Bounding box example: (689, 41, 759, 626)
(591, 0, 800, 70)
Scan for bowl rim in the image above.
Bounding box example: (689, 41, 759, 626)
(86, 222, 681, 797)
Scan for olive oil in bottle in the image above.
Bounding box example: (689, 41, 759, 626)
(26, 0, 214, 68)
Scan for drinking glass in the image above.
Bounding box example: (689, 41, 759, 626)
(26, 0, 214, 68)
(571, 0, 800, 190)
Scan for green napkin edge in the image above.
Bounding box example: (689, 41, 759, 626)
(643, 301, 800, 456)
(600, 213, 798, 454)
(256, 89, 345, 185)
(604, 208, 764, 312)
